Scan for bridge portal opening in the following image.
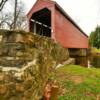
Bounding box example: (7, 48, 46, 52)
(30, 8, 51, 37)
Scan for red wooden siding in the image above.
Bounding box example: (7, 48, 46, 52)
(54, 8, 88, 48)
(27, 0, 54, 19)
(27, 0, 88, 49)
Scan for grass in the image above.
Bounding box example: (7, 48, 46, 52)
(55, 65, 100, 100)
(91, 47, 100, 54)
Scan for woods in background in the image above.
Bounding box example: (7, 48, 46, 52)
(0, 0, 28, 31)
(89, 26, 100, 49)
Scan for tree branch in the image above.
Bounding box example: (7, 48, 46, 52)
(0, 0, 8, 11)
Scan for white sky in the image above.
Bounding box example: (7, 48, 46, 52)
(8, 0, 100, 35)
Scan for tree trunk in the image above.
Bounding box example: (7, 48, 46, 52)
(13, 0, 17, 29)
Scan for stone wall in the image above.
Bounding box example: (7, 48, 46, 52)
(0, 30, 69, 100)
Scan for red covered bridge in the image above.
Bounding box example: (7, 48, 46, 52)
(27, 0, 88, 54)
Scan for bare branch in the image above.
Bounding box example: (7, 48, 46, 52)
(0, 0, 28, 31)
(0, 0, 8, 11)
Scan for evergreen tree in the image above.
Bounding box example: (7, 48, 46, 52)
(89, 26, 100, 49)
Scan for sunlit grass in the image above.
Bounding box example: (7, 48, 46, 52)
(91, 47, 100, 54)
(56, 65, 100, 100)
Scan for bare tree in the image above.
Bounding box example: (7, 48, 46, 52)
(12, 0, 28, 30)
(0, 0, 8, 11)
(0, 0, 28, 31)
(13, 0, 17, 29)
(0, 12, 9, 28)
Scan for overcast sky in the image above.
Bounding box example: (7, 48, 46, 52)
(15, 0, 100, 35)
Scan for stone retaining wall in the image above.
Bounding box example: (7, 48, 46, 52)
(0, 30, 69, 100)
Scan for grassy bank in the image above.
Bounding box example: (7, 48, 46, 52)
(56, 65, 100, 100)
(91, 48, 100, 54)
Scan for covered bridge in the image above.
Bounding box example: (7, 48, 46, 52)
(27, 0, 88, 51)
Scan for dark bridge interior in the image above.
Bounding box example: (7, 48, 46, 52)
(30, 8, 51, 37)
